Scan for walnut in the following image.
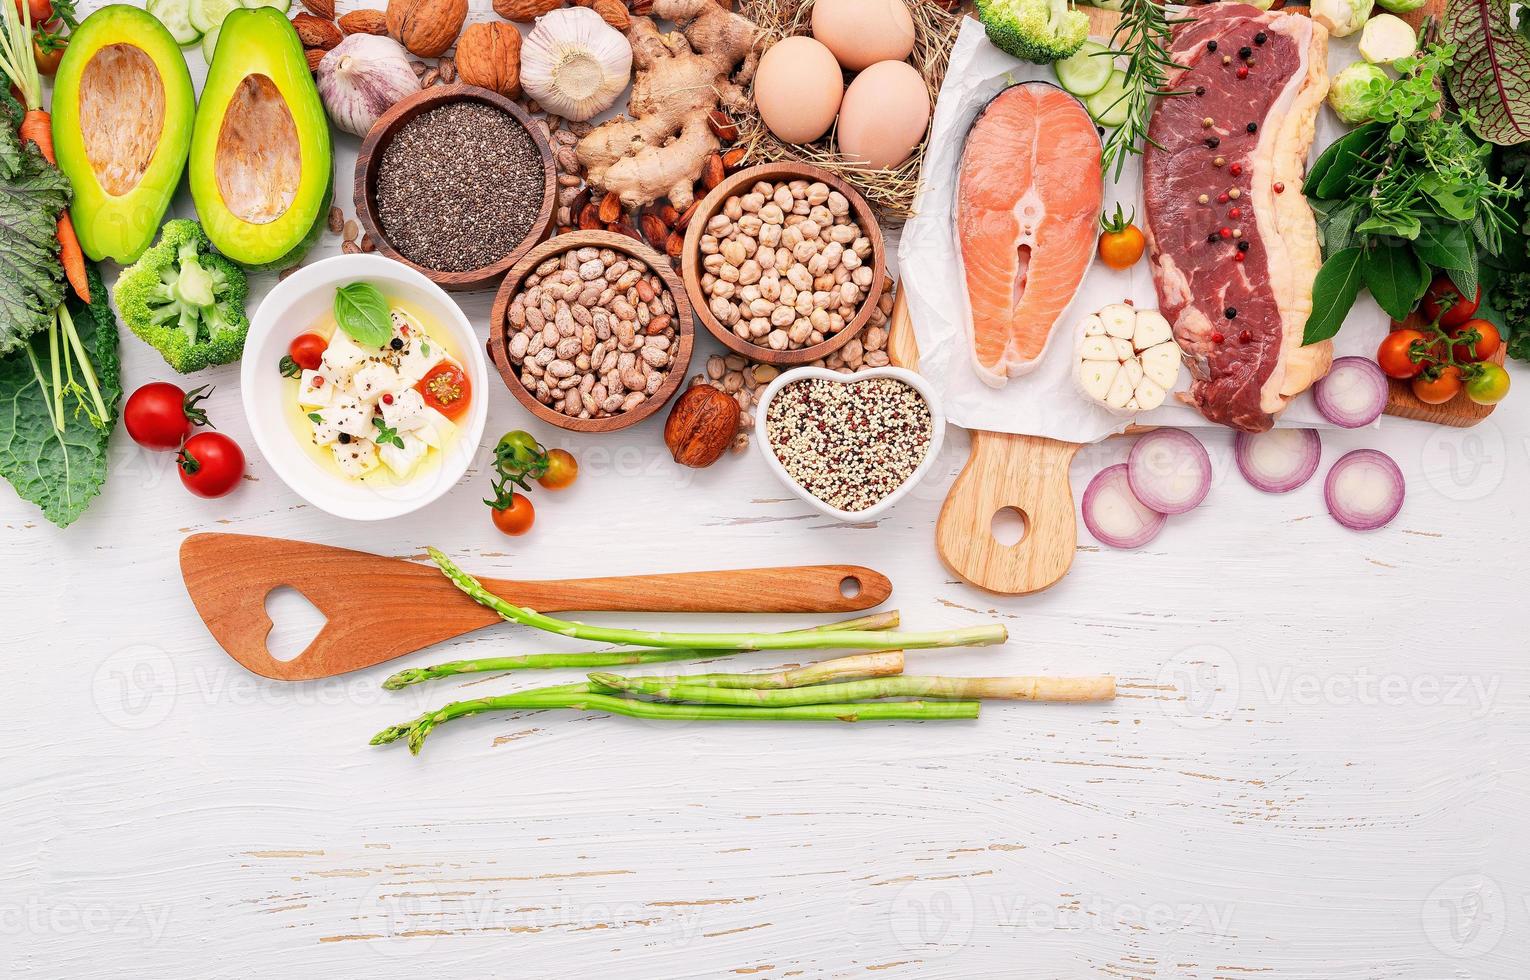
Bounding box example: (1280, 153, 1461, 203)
(454, 22, 522, 99)
(338, 8, 388, 34)
(385, 0, 466, 58)
(664, 385, 740, 468)
(292, 12, 343, 50)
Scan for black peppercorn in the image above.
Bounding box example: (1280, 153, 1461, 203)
(1205, 136, 1221, 148)
(1254, 31, 1267, 44)
(1207, 40, 1218, 51)
(1207, 233, 1220, 244)
(1247, 122, 1258, 133)
(1224, 307, 1238, 320)
(1239, 46, 1252, 59)
(390, 337, 404, 351)
(1237, 240, 1250, 252)
(338, 432, 352, 445)
(1195, 85, 1206, 96)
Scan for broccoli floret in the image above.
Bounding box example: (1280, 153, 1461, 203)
(977, 0, 1090, 64)
(113, 219, 250, 373)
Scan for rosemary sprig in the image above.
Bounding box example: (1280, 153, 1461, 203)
(1098, 0, 1193, 182)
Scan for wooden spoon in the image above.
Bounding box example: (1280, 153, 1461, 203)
(180, 534, 894, 681)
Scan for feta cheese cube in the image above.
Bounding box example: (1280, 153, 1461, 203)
(415, 407, 456, 449)
(297, 370, 334, 408)
(328, 397, 375, 438)
(380, 388, 428, 432)
(331, 439, 379, 478)
(379, 432, 428, 477)
(310, 410, 341, 446)
(321, 331, 367, 384)
(352, 362, 402, 403)
(395, 341, 439, 387)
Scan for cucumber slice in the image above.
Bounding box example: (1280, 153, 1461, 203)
(1054, 41, 1114, 98)
(148, 0, 201, 45)
(241, 0, 291, 12)
(201, 24, 221, 62)
(1086, 70, 1131, 128)
(189, 0, 241, 34)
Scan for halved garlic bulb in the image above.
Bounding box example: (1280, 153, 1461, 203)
(520, 7, 632, 122)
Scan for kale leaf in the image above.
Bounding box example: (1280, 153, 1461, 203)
(0, 93, 69, 353)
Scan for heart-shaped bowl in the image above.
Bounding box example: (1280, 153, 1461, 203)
(753, 365, 945, 523)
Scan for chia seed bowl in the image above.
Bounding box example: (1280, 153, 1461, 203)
(354, 85, 556, 292)
(754, 366, 945, 523)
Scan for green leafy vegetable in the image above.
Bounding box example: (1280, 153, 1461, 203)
(1361, 243, 1430, 321)
(0, 92, 69, 354)
(0, 263, 120, 527)
(1444, 0, 1530, 146)
(1304, 247, 1365, 345)
(334, 282, 392, 349)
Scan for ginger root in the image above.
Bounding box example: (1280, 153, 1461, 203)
(576, 0, 760, 211)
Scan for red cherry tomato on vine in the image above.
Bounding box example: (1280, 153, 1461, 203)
(1419, 276, 1481, 329)
(1411, 366, 1462, 405)
(1376, 329, 1430, 379)
(1449, 319, 1501, 363)
(13, 0, 53, 24)
(1466, 363, 1511, 405)
(125, 382, 212, 451)
(288, 333, 328, 371)
(490, 492, 535, 535)
(417, 362, 471, 420)
(537, 448, 579, 490)
(177, 432, 245, 498)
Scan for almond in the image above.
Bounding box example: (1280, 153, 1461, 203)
(338, 8, 388, 33)
(675, 200, 702, 230)
(701, 152, 725, 189)
(657, 202, 680, 225)
(455, 21, 521, 98)
(665, 231, 684, 258)
(301, 0, 335, 18)
(707, 109, 739, 143)
(293, 12, 343, 50)
(721, 147, 747, 172)
(492, 0, 562, 22)
(578, 203, 602, 230)
(590, 0, 630, 29)
(305, 47, 326, 71)
(386, 0, 466, 58)
(598, 190, 622, 224)
(639, 212, 669, 245)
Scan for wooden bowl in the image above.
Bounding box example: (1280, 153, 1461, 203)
(354, 84, 556, 292)
(489, 231, 695, 433)
(681, 162, 888, 367)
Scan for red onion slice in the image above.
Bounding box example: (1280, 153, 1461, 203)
(1126, 428, 1211, 515)
(1325, 449, 1405, 531)
(1234, 428, 1321, 494)
(1082, 463, 1167, 549)
(1314, 356, 1388, 428)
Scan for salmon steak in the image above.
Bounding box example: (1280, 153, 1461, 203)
(1142, 7, 1332, 432)
(957, 82, 1103, 388)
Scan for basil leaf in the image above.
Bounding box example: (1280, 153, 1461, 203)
(1304, 247, 1365, 345)
(1413, 222, 1474, 270)
(1361, 243, 1429, 321)
(334, 282, 393, 349)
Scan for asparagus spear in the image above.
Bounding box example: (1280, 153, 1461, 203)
(593, 674, 1118, 706)
(380, 613, 903, 690)
(430, 549, 1008, 653)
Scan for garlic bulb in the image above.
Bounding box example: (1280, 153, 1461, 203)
(317, 34, 422, 137)
(520, 7, 632, 122)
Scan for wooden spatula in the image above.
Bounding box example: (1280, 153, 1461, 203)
(179, 534, 894, 681)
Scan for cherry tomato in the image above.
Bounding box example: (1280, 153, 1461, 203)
(1449, 319, 1502, 363)
(13, 0, 52, 24)
(496, 430, 542, 468)
(1419, 276, 1481, 329)
(1098, 226, 1145, 270)
(1466, 363, 1511, 406)
(417, 362, 471, 420)
(125, 382, 212, 451)
(288, 332, 328, 371)
(490, 492, 535, 535)
(177, 432, 245, 498)
(32, 29, 64, 75)
(537, 448, 578, 490)
(1376, 329, 1431, 379)
(1411, 366, 1462, 405)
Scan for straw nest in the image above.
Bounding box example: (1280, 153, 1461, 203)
(734, 0, 963, 222)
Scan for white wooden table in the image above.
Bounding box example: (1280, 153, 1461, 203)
(6, 5, 1527, 976)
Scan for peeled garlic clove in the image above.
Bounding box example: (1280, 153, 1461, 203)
(520, 7, 633, 122)
(317, 34, 421, 137)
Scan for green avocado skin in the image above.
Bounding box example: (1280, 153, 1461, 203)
(50, 5, 196, 264)
(188, 7, 333, 270)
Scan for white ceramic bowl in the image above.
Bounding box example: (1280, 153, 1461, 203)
(753, 365, 945, 523)
(241, 255, 489, 521)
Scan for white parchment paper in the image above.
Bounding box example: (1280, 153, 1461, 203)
(896, 18, 1387, 442)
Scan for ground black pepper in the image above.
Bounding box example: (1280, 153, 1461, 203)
(375, 103, 544, 273)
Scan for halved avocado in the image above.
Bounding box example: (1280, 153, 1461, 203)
(51, 5, 196, 264)
(189, 7, 331, 269)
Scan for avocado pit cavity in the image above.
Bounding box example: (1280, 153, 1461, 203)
(215, 73, 301, 225)
(79, 43, 165, 197)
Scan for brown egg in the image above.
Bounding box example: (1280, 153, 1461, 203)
(811, 0, 916, 72)
(754, 36, 845, 145)
(836, 60, 931, 170)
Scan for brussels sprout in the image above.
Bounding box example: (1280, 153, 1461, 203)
(1359, 14, 1417, 64)
(1312, 0, 1371, 37)
(1327, 62, 1389, 125)
(1376, 0, 1427, 12)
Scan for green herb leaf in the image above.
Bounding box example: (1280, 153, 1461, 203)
(1355, 211, 1422, 240)
(279, 354, 302, 378)
(1305, 124, 1382, 199)
(308, 412, 323, 424)
(1448, 255, 1481, 300)
(1444, 0, 1530, 146)
(334, 282, 393, 349)
(1361, 244, 1430, 321)
(371, 416, 404, 449)
(1320, 201, 1362, 254)
(1413, 222, 1475, 270)
(1419, 173, 1479, 221)
(1304, 247, 1366, 345)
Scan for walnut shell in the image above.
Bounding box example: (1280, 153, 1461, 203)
(454, 21, 522, 99)
(339, 8, 388, 34)
(665, 385, 740, 468)
(493, 0, 562, 22)
(386, 0, 466, 58)
(292, 12, 343, 50)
